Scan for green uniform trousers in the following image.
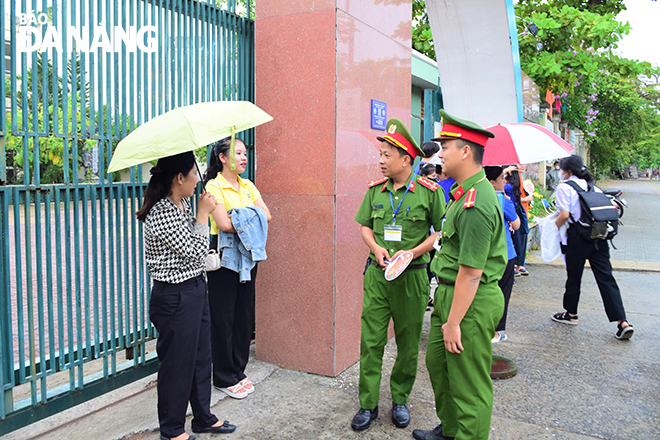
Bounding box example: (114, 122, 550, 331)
(359, 264, 428, 409)
(426, 282, 504, 440)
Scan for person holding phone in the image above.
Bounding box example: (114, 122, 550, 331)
(137, 151, 236, 440)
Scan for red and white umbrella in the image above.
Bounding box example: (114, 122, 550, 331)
(483, 123, 574, 166)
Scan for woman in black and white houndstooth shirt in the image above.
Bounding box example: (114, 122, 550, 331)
(136, 151, 236, 440)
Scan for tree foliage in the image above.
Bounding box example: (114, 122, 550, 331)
(411, 0, 660, 173)
(6, 55, 129, 184)
(516, 0, 660, 172)
(560, 74, 660, 171)
(214, 0, 254, 19)
(412, 1, 434, 59)
(516, 1, 654, 96)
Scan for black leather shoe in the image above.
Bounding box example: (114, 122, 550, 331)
(412, 424, 454, 440)
(392, 403, 410, 427)
(192, 420, 236, 434)
(351, 406, 379, 431)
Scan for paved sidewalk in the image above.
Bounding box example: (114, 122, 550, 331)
(9, 262, 659, 440)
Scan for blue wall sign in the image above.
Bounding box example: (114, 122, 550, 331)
(371, 99, 387, 130)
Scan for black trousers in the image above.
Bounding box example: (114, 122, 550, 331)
(427, 248, 436, 284)
(563, 226, 626, 322)
(207, 266, 257, 388)
(513, 227, 528, 267)
(149, 275, 218, 439)
(496, 258, 516, 332)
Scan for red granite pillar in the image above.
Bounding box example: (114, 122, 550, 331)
(254, 0, 413, 376)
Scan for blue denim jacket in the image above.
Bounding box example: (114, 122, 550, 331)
(218, 206, 268, 282)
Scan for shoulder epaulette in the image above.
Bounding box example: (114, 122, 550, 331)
(463, 187, 477, 209)
(417, 177, 439, 191)
(368, 177, 388, 188)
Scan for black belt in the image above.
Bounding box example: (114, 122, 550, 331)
(436, 277, 454, 286)
(367, 258, 428, 271)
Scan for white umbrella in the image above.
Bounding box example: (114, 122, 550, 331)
(107, 101, 273, 173)
(483, 123, 574, 166)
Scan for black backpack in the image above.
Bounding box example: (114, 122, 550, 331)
(563, 180, 619, 241)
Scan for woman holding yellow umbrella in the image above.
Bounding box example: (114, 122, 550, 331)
(136, 151, 236, 440)
(204, 137, 272, 399)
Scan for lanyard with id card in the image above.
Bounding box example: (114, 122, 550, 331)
(384, 175, 414, 242)
(384, 224, 403, 242)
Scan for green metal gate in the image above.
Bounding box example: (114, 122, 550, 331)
(0, 0, 254, 433)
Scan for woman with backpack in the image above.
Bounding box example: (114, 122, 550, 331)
(551, 155, 634, 340)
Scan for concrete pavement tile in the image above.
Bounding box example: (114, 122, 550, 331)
(9, 263, 659, 440)
(490, 417, 600, 439)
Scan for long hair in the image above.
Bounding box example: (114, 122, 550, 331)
(559, 155, 593, 183)
(203, 137, 232, 185)
(135, 152, 197, 222)
(508, 169, 521, 204)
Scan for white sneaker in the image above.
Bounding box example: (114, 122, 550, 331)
(491, 331, 508, 343)
(218, 382, 249, 399)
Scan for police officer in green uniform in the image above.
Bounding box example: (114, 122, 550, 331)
(352, 119, 446, 431)
(412, 110, 507, 440)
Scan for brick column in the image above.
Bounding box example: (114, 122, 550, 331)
(254, 0, 412, 376)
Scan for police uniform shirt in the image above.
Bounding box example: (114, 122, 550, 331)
(355, 173, 446, 265)
(431, 170, 507, 284)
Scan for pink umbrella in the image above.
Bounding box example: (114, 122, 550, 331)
(483, 123, 574, 166)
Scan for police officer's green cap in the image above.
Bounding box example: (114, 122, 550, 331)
(377, 118, 424, 159)
(431, 110, 495, 147)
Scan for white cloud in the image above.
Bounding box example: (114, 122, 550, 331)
(616, 1, 660, 68)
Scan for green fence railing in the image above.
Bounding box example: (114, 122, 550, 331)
(0, 0, 254, 434)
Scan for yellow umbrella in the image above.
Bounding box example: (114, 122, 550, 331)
(107, 101, 273, 173)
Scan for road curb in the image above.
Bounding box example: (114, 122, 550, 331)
(527, 251, 660, 273)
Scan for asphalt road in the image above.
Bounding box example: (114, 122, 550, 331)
(598, 179, 660, 264)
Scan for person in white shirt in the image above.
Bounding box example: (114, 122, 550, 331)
(551, 155, 634, 340)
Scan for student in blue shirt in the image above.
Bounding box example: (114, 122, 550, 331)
(485, 166, 520, 343)
(436, 166, 455, 204)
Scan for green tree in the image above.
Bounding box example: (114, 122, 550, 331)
(411, 0, 660, 174)
(634, 123, 660, 170)
(412, 1, 434, 59)
(6, 55, 130, 184)
(5, 103, 97, 184)
(560, 74, 659, 172)
(515, 1, 660, 173)
(516, 2, 654, 97)
(215, 0, 254, 19)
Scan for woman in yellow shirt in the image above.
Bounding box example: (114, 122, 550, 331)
(204, 137, 272, 400)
